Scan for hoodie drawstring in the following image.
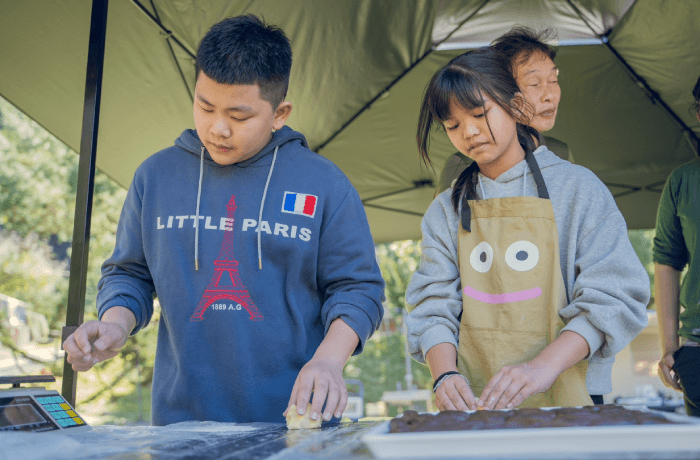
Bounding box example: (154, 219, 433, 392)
(258, 146, 279, 269)
(194, 146, 204, 271)
(476, 161, 529, 201)
(193, 143, 279, 271)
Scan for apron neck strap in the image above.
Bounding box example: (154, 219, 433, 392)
(460, 150, 550, 232)
(525, 150, 549, 199)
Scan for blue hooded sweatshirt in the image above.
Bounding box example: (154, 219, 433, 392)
(96, 126, 385, 425)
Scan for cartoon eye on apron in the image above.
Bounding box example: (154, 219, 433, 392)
(504, 240, 539, 272)
(469, 241, 493, 273)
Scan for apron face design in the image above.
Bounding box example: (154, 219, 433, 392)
(456, 153, 591, 408)
(464, 237, 543, 303)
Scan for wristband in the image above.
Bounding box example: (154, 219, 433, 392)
(432, 371, 469, 393)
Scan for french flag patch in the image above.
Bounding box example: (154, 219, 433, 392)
(282, 192, 318, 218)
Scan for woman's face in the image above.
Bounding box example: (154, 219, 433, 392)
(514, 52, 561, 133)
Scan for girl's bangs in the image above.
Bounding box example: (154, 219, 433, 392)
(430, 69, 485, 122)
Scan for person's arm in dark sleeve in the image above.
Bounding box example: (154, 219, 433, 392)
(96, 178, 156, 335)
(317, 185, 385, 355)
(653, 173, 688, 271)
(653, 172, 686, 390)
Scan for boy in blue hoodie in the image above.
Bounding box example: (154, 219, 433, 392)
(62, 15, 385, 426)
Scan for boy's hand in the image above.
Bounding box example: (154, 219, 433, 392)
(62, 306, 135, 372)
(435, 374, 477, 411)
(477, 361, 558, 410)
(283, 318, 359, 423)
(284, 356, 347, 422)
(63, 320, 128, 371)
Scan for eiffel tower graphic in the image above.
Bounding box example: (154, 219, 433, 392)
(190, 195, 263, 321)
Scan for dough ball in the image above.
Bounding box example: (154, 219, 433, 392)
(286, 404, 322, 430)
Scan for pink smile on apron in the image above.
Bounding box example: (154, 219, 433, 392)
(463, 286, 542, 304)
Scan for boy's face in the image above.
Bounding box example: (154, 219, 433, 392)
(514, 52, 560, 133)
(193, 72, 292, 165)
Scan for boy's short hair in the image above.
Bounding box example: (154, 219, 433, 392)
(693, 75, 700, 114)
(196, 14, 292, 108)
(492, 26, 557, 71)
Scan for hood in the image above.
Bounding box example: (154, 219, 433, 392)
(176, 125, 309, 272)
(462, 146, 562, 231)
(174, 125, 309, 168)
(486, 145, 566, 184)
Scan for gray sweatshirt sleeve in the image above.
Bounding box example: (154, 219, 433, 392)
(405, 193, 462, 363)
(556, 168, 650, 360)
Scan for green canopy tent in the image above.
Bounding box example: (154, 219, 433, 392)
(1, 0, 698, 404)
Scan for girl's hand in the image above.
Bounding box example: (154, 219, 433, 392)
(283, 356, 348, 423)
(435, 374, 478, 411)
(477, 361, 558, 410)
(658, 351, 681, 391)
(477, 331, 589, 409)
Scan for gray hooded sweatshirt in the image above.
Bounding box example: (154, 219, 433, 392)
(406, 146, 650, 395)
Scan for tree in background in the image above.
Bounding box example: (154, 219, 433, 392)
(0, 96, 156, 424)
(628, 229, 657, 304)
(344, 240, 433, 412)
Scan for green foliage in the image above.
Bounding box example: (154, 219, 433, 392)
(0, 99, 77, 242)
(627, 229, 656, 303)
(0, 96, 127, 317)
(375, 240, 421, 312)
(344, 332, 432, 404)
(0, 96, 158, 422)
(344, 240, 433, 410)
(0, 230, 68, 318)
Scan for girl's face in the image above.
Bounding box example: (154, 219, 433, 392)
(514, 52, 560, 133)
(443, 94, 525, 179)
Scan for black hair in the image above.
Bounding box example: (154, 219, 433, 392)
(693, 75, 700, 116)
(196, 14, 292, 107)
(492, 26, 557, 74)
(417, 47, 541, 215)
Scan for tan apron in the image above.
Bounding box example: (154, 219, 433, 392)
(456, 152, 592, 408)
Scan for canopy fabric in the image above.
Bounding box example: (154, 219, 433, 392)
(1, 0, 698, 243)
(433, 0, 637, 46)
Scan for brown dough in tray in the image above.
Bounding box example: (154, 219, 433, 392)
(389, 405, 677, 433)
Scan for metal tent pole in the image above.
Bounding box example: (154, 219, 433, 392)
(61, 0, 109, 407)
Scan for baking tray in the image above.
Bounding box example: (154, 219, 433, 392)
(361, 407, 700, 459)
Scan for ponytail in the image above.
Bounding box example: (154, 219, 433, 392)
(517, 123, 542, 157)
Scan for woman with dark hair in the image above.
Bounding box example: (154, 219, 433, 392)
(406, 47, 649, 411)
(654, 75, 700, 417)
(435, 27, 572, 195)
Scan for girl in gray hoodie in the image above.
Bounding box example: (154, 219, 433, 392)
(406, 47, 649, 412)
